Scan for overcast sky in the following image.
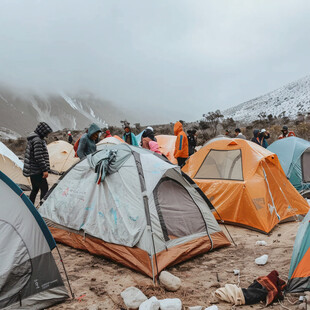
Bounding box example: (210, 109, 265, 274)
(1, 0, 310, 123)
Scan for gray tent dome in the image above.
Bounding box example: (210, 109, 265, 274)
(0, 171, 68, 309)
(39, 144, 230, 279)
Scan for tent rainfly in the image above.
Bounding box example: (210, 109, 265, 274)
(286, 209, 310, 293)
(0, 171, 68, 309)
(39, 144, 230, 279)
(182, 138, 310, 234)
(0, 142, 30, 190)
(155, 135, 177, 164)
(268, 137, 310, 192)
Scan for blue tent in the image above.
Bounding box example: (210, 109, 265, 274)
(268, 137, 310, 191)
(286, 209, 310, 292)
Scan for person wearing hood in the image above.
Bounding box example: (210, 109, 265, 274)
(251, 129, 261, 146)
(122, 125, 138, 146)
(23, 122, 53, 204)
(174, 121, 188, 167)
(76, 123, 101, 159)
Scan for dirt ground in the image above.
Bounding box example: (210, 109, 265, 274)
(32, 174, 305, 310)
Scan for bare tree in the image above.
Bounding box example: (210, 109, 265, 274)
(203, 110, 223, 136)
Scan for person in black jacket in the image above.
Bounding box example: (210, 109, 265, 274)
(187, 129, 197, 156)
(23, 122, 53, 204)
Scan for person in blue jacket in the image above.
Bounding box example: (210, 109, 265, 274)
(122, 125, 138, 146)
(77, 123, 101, 159)
(258, 129, 270, 148)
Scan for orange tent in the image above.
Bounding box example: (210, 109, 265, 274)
(156, 135, 177, 164)
(182, 138, 310, 234)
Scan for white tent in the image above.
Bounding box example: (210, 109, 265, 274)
(0, 142, 30, 190)
(47, 140, 79, 173)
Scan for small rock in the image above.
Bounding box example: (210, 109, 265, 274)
(91, 278, 96, 282)
(139, 296, 160, 310)
(159, 298, 182, 310)
(159, 271, 181, 291)
(278, 233, 281, 237)
(121, 287, 147, 309)
(188, 307, 203, 310)
(205, 306, 218, 310)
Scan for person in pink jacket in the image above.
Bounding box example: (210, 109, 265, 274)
(149, 140, 162, 154)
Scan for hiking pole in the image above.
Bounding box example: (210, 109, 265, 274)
(56, 246, 74, 298)
(213, 208, 237, 246)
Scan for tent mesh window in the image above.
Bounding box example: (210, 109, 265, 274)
(154, 178, 207, 241)
(195, 149, 243, 180)
(301, 149, 310, 183)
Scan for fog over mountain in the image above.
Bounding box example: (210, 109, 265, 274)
(1, 1, 310, 125)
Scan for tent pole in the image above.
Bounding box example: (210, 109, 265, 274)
(56, 246, 74, 298)
(213, 208, 237, 246)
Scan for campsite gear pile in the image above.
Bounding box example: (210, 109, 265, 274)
(215, 270, 286, 306)
(0, 171, 68, 309)
(39, 143, 230, 279)
(182, 138, 309, 233)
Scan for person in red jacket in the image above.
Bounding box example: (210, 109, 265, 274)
(278, 125, 296, 139)
(174, 121, 188, 167)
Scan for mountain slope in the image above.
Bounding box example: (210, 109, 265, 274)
(0, 86, 133, 138)
(223, 76, 310, 121)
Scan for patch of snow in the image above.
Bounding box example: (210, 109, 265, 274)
(0, 93, 8, 104)
(61, 94, 79, 110)
(223, 76, 310, 122)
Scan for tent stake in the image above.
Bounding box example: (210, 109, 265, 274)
(56, 246, 74, 298)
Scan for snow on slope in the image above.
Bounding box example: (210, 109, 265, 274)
(223, 76, 310, 121)
(0, 86, 132, 137)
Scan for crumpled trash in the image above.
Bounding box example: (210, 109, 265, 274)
(255, 255, 268, 265)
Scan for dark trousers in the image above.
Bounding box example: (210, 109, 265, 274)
(29, 174, 49, 204)
(177, 157, 187, 167)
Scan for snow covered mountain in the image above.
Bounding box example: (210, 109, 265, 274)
(223, 76, 310, 121)
(0, 86, 133, 138)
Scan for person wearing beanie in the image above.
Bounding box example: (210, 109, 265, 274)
(23, 122, 53, 204)
(122, 125, 138, 146)
(278, 125, 296, 139)
(68, 131, 73, 144)
(77, 123, 101, 159)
